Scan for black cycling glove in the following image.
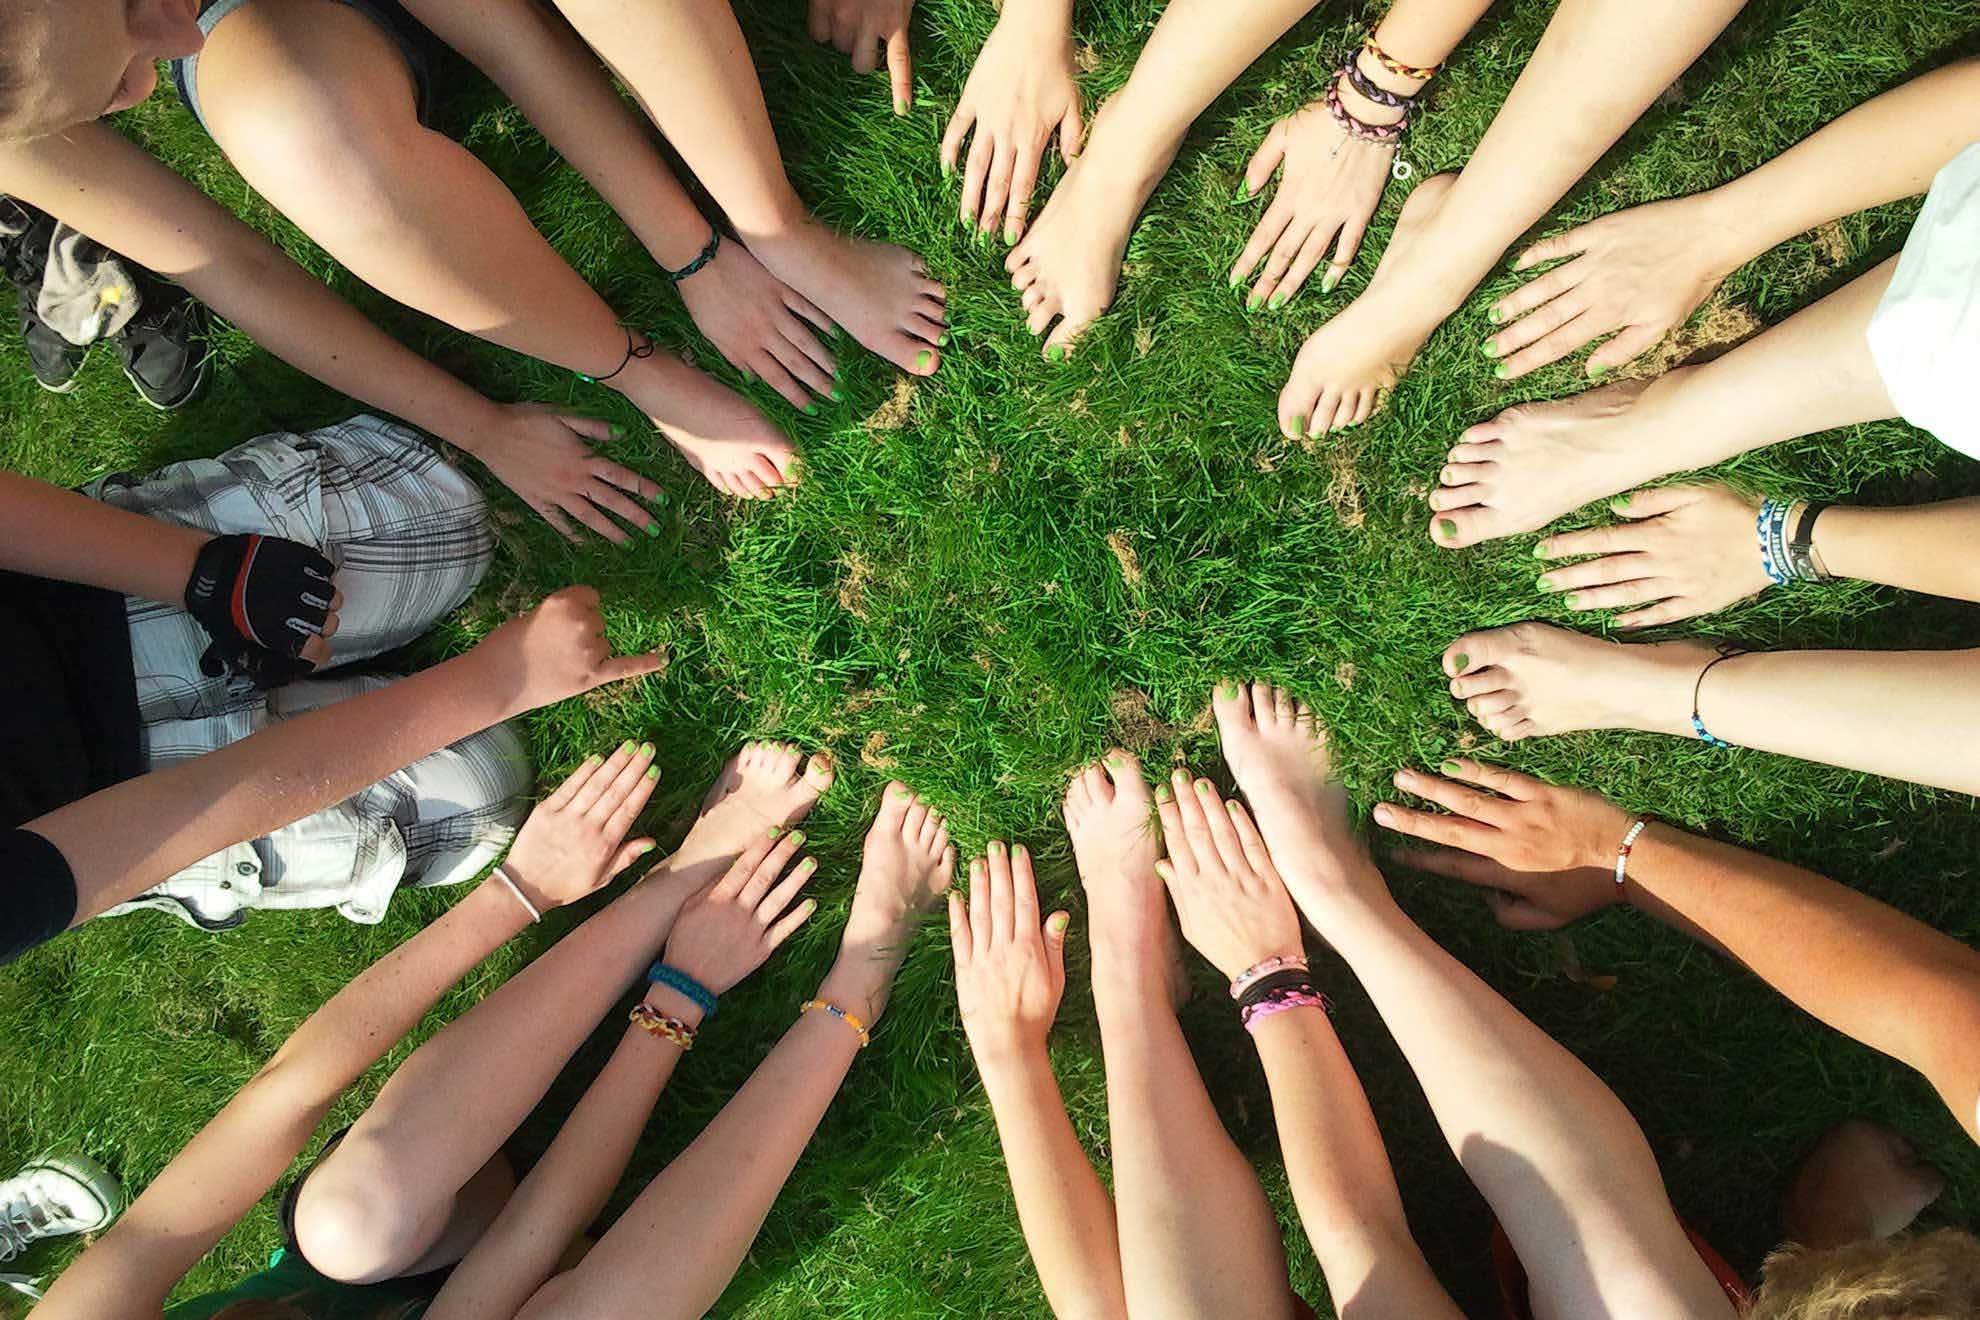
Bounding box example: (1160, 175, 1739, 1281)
(183, 533, 336, 686)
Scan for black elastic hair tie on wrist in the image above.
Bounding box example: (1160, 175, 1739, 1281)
(578, 329, 657, 385)
(1235, 968, 1318, 1012)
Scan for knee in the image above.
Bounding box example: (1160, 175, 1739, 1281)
(441, 719, 534, 826)
(291, 1164, 431, 1284)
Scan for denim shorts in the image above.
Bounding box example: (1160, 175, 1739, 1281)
(169, 0, 439, 133)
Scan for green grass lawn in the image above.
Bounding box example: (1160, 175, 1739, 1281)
(5, 1, 1979, 1314)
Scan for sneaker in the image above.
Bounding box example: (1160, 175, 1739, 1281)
(0, 201, 88, 393)
(20, 305, 89, 393)
(115, 276, 211, 410)
(0, 1154, 121, 1264)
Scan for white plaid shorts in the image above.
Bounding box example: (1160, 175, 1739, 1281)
(87, 415, 531, 930)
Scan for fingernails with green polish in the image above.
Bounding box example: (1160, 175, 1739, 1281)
(829, 387, 844, 402)
(803, 402, 818, 415)
(639, 741, 654, 758)
(799, 898, 818, 915)
(586, 753, 604, 766)
(1228, 271, 1243, 288)
(916, 350, 933, 370)
(637, 839, 657, 854)
(1564, 593, 1580, 608)
(1047, 345, 1066, 362)
(1532, 542, 1549, 558)
(1246, 291, 1263, 311)
(1452, 652, 1470, 672)
(645, 521, 660, 537)
(1487, 306, 1504, 326)
(1493, 363, 1509, 380)
(1268, 291, 1286, 310)
(989, 839, 1004, 854)
(1439, 518, 1458, 540)
(645, 765, 660, 780)
(768, 826, 785, 839)
(1194, 779, 1213, 795)
(1320, 268, 1342, 294)
(788, 830, 806, 846)
(1441, 760, 1462, 775)
(942, 160, 954, 178)
(1479, 337, 1501, 359)
(1588, 361, 1608, 378)
(1004, 223, 1019, 244)
(1537, 575, 1557, 592)
(609, 423, 625, 439)
(619, 739, 635, 754)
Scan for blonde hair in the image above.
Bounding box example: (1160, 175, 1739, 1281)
(1748, 1229, 1980, 1320)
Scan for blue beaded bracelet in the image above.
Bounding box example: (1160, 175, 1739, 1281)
(647, 963, 718, 1017)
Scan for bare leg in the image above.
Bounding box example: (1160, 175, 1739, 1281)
(1431, 258, 1899, 548)
(1214, 685, 1735, 1320)
(196, 0, 795, 500)
(292, 743, 834, 1282)
(548, 0, 949, 378)
(1279, 0, 1751, 438)
(1063, 751, 1297, 1319)
(1437, 623, 1980, 795)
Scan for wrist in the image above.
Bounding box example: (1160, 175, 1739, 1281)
(991, 0, 1073, 41)
(1691, 182, 1776, 280)
(641, 981, 708, 1030)
(430, 394, 509, 459)
(817, 957, 892, 1028)
(1580, 800, 1644, 874)
(966, 1021, 1051, 1072)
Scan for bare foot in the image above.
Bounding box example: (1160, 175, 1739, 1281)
(668, 741, 836, 884)
(1004, 109, 1178, 359)
(747, 219, 948, 378)
(622, 352, 800, 501)
(1781, 1120, 1946, 1249)
(1062, 749, 1188, 1006)
(1277, 171, 1456, 440)
(1210, 682, 1376, 912)
(821, 781, 956, 1022)
(1441, 623, 1717, 742)
(1427, 368, 1696, 549)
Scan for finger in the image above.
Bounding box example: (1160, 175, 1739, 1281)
(1174, 776, 1222, 873)
(1324, 216, 1370, 291)
(1390, 767, 1510, 827)
(1489, 890, 1571, 932)
(1438, 759, 1541, 802)
(1276, 225, 1335, 306)
(1058, 98, 1085, 163)
(782, 289, 837, 345)
(541, 750, 605, 811)
(1231, 200, 1292, 288)
(1154, 775, 1194, 878)
(988, 840, 1016, 944)
(536, 502, 583, 544)
(1512, 225, 1595, 272)
(765, 895, 819, 947)
(1370, 800, 1498, 852)
(767, 335, 835, 398)
(556, 413, 615, 444)
(608, 835, 659, 875)
(1003, 139, 1045, 245)
(940, 103, 975, 178)
(850, 19, 881, 72)
(586, 480, 660, 537)
(300, 636, 332, 666)
(1199, 784, 1254, 877)
(1388, 844, 1523, 889)
(959, 131, 994, 228)
(1560, 577, 1669, 612)
(740, 830, 807, 905)
(980, 140, 1017, 238)
(587, 739, 657, 821)
(757, 853, 819, 921)
(807, 0, 830, 42)
(1042, 910, 1069, 987)
(1535, 522, 1647, 561)
(1539, 552, 1655, 593)
(886, 26, 912, 115)
(1224, 798, 1277, 878)
(593, 648, 669, 686)
(948, 888, 973, 969)
(1250, 218, 1316, 309)
(1609, 484, 1704, 521)
(571, 739, 640, 815)
(1490, 258, 1584, 327)
(1497, 312, 1596, 380)
(562, 495, 632, 546)
(969, 855, 991, 960)
(604, 757, 663, 837)
(1486, 288, 1585, 358)
(1614, 597, 1702, 630)
(1585, 322, 1664, 376)
(753, 353, 813, 410)
(1242, 122, 1286, 199)
(1011, 843, 1040, 935)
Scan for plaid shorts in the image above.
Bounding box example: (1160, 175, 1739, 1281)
(88, 416, 531, 931)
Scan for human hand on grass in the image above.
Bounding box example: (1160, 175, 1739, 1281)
(1375, 759, 1635, 930)
(1230, 97, 1394, 309)
(662, 829, 818, 994)
(471, 585, 668, 713)
(1486, 194, 1743, 379)
(941, 14, 1083, 246)
(950, 841, 1069, 1061)
(1154, 771, 1304, 981)
(675, 238, 839, 408)
(472, 403, 663, 546)
(500, 740, 662, 910)
(809, 0, 915, 115)
(1535, 482, 1775, 627)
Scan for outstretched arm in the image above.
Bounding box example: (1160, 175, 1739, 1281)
(1154, 778, 1459, 1319)
(1379, 760, 1980, 1142)
(20, 587, 660, 938)
(0, 469, 204, 605)
(30, 748, 665, 1320)
(951, 845, 1128, 1320)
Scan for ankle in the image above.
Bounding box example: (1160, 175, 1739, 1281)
(732, 195, 815, 248)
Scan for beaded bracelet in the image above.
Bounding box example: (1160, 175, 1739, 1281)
(664, 227, 721, 285)
(801, 998, 871, 1047)
(647, 963, 719, 1018)
(1755, 498, 1791, 587)
(1341, 60, 1417, 114)
(1241, 988, 1332, 1033)
(1690, 645, 1746, 749)
(629, 1003, 697, 1050)
(1325, 80, 1405, 145)
(1613, 818, 1648, 894)
(1229, 953, 1310, 1000)
(1363, 32, 1441, 82)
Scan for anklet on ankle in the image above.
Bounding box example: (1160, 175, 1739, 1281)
(1690, 645, 1747, 748)
(1613, 818, 1649, 898)
(577, 328, 656, 384)
(801, 998, 870, 1047)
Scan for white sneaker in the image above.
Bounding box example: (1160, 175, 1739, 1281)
(0, 1155, 121, 1264)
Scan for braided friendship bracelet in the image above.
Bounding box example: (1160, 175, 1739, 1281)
(1613, 818, 1648, 894)
(664, 227, 721, 285)
(647, 962, 719, 1018)
(1755, 498, 1792, 587)
(1241, 988, 1333, 1033)
(1362, 32, 1442, 82)
(801, 998, 871, 1047)
(577, 328, 657, 385)
(629, 1003, 698, 1050)
(1340, 60, 1418, 114)
(1690, 644, 1747, 749)
(1325, 80, 1406, 144)
(1229, 953, 1310, 1000)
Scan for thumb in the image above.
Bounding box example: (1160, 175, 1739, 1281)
(1043, 910, 1070, 982)
(888, 29, 913, 114)
(557, 413, 615, 444)
(611, 837, 659, 876)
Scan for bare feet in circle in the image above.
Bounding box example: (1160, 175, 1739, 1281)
(1210, 682, 1378, 916)
(1004, 109, 1179, 360)
(1441, 623, 1718, 742)
(670, 741, 836, 882)
(825, 782, 956, 1022)
(1063, 749, 1189, 1008)
(1277, 171, 1457, 441)
(625, 353, 802, 501)
(1781, 1119, 1946, 1249)
(1428, 368, 1694, 549)
(747, 219, 948, 378)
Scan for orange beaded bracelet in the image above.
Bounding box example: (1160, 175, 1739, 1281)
(800, 998, 870, 1048)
